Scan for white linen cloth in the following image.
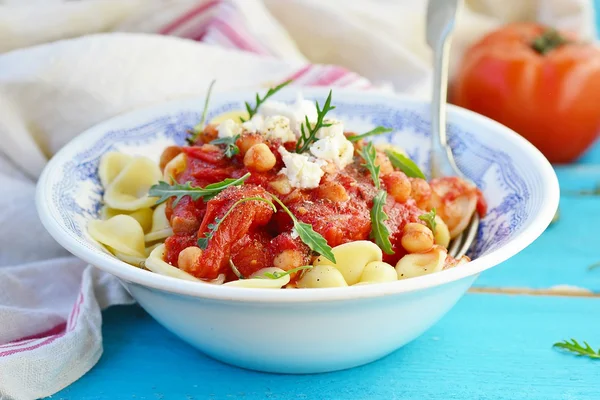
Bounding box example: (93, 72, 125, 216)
(0, 1, 595, 399)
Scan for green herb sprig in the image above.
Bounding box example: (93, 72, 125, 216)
(210, 135, 240, 158)
(553, 339, 600, 359)
(385, 149, 426, 179)
(187, 80, 216, 145)
(241, 80, 292, 122)
(347, 126, 393, 142)
(259, 265, 313, 280)
(370, 190, 394, 255)
(295, 90, 336, 153)
(419, 208, 437, 233)
(359, 141, 381, 189)
(148, 173, 250, 206)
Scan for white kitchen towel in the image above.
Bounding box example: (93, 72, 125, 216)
(0, 1, 595, 399)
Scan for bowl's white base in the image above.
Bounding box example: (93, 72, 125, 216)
(124, 275, 477, 374)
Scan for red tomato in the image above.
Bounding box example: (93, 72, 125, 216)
(451, 23, 600, 163)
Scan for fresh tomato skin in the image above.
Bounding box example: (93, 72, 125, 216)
(451, 22, 600, 163)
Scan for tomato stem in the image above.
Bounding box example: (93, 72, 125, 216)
(531, 29, 569, 55)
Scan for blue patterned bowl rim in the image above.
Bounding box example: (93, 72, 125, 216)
(35, 88, 559, 302)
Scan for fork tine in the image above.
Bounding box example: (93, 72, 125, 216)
(448, 232, 463, 258)
(455, 214, 480, 258)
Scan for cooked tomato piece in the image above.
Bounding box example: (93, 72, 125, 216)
(168, 196, 206, 235)
(164, 234, 197, 266)
(230, 231, 273, 278)
(182, 144, 228, 166)
(191, 185, 275, 279)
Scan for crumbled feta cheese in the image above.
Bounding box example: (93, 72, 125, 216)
(217, 119, 242, 138)
(278, 147, 325, 189)
(259, 93, 317, 135)
(241, 115, 264, 133)
(241, 115, 296, 143)
(263, 116, 296, 142)
(316, 118, 345, 139)
(309, 135, 354, 169)
(308, 118, 354, 169)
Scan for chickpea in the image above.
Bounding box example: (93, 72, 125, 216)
(200, 124, 219, 143)
(237, 133, 264, 156)
(244, 143, 276, 172)
(409, 178, 432, 210)
(269, 175, 292, 195)
(383, 171, 411, 203)
(273, 249, 305, 271)
(315, 181, 349, 202)
(401, 222, 434, 253)
(375, 151, 394, 175)
(177, 246, 203, 273)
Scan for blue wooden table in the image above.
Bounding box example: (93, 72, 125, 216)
(54, 10, 600, 400)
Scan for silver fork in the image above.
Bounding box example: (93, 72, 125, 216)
(426, 0, 479, 258)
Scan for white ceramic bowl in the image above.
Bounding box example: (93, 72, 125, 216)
(36, 88, 559, 373)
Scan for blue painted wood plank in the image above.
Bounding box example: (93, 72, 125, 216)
(55, 298, 600, 400)
(474, 166, 600, 291)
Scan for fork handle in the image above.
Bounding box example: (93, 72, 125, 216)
(430, 36, 455, 179)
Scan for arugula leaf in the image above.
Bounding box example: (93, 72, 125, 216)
(385, 149, 426, 179)
(259, 265, 313, 280)
(588, 262, 600, 271)
(242, 80, 293, 122)
(210, 134, 240, 158)
(197, 196, 276, 249)
(347, 126, 393, 142)
(148, 173, 250, 206)
(358, 142, 381, 189)
(295, 90, 336, 153)
(553, 339, 600, 359)
(269, 195, 336, 264)
(187, 79, 216, 145)
(418, 208, 437, 233)
(370, 190, 394, 255)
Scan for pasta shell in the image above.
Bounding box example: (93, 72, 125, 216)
(395, 246, 447, 280)
(358, 261, 397, 284)
(88, 214, 145, 257)
(100, 206, 153, 233)
(210, 109, 249, 125)
(433, 215, 450, 248)
(112, 251, 146, 268)
(224, 267, 290, 288)
(104, 156, 161, 211)
(163, 153, 187, 183)
(144, 203, 173, 242)
(98, 152, 133, 188)
(297, 265, 348, 288)
(313, 240, 382, 285)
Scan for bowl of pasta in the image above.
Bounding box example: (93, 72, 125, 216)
(36, 84, 559, 373)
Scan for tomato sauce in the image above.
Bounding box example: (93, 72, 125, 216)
(163, 131, 485, 281)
